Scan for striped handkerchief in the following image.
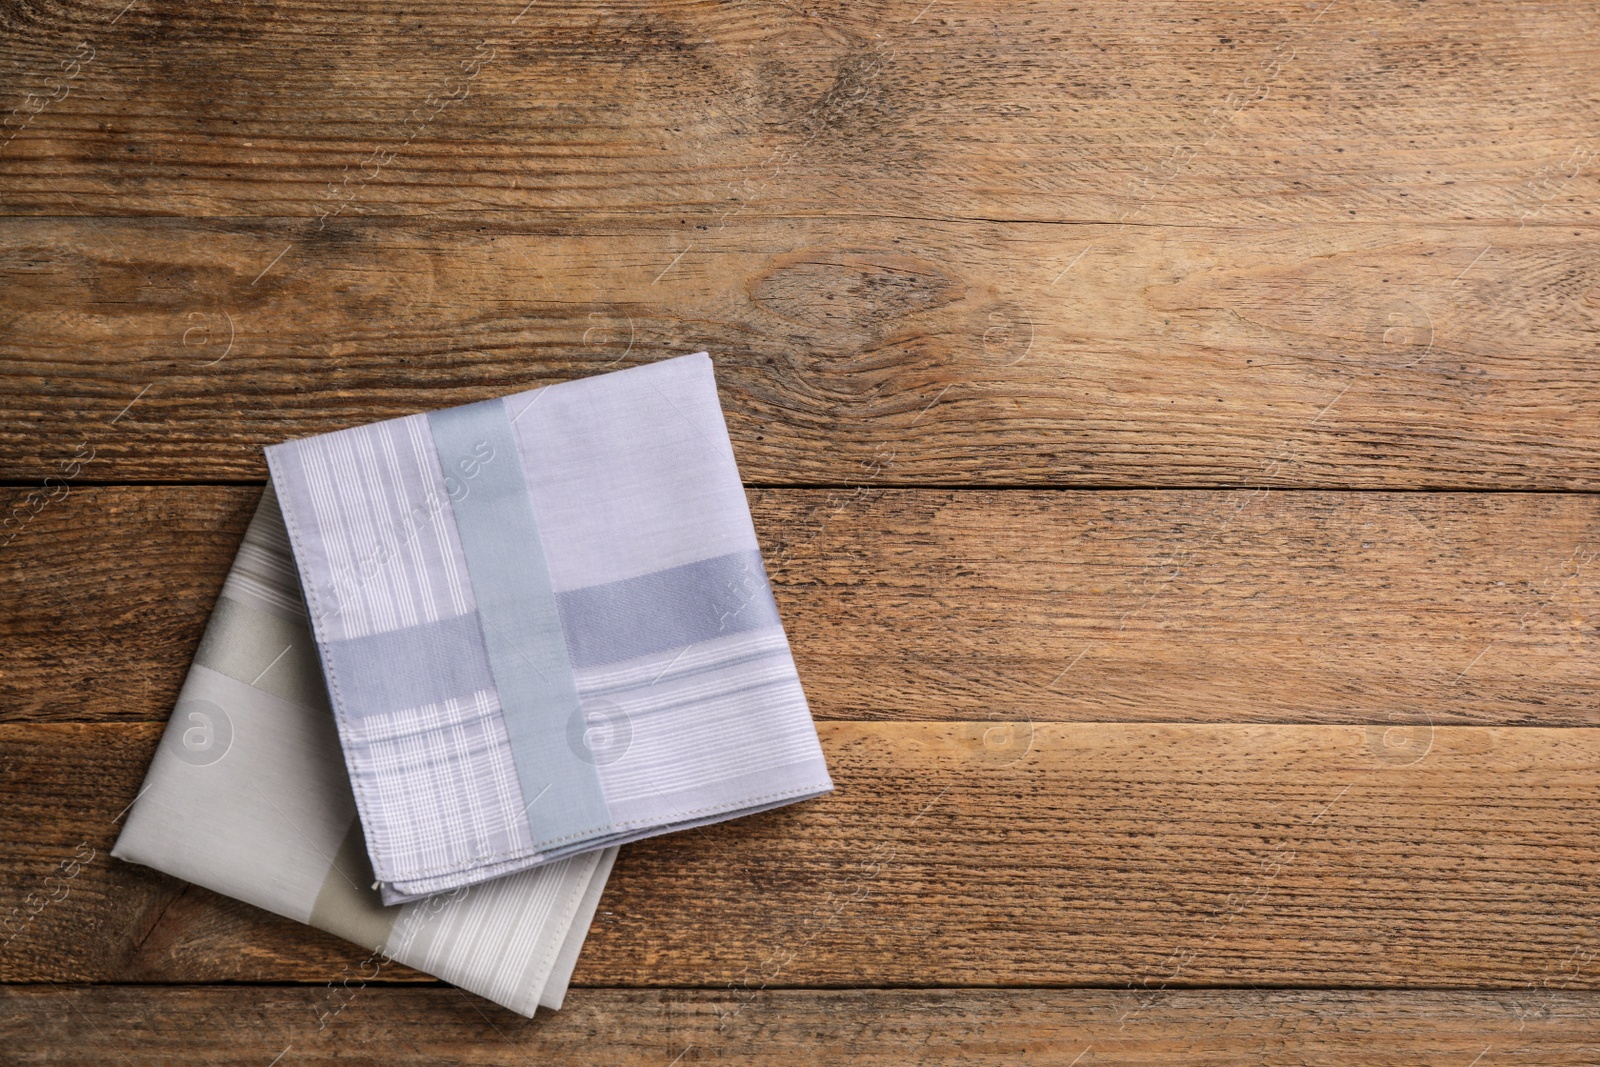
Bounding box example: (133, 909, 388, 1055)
(112, 487, 616, 1016)
(265, 352, 832, 904)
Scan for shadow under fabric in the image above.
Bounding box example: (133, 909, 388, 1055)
(112, 486, 616, 1016)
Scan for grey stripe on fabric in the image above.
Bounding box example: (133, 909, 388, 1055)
(556, 549, 781, 669)
(194, 595, 332, 713)
(427, 398, 608, 847)
(309, 815, 399, 953)
(320, 611, 495, 720)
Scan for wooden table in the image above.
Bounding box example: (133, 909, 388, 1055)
(4, 1, 1599, 1062)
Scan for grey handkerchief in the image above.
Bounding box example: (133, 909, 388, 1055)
(113, 488, 615, 1016)
(264, 353, 832, 904)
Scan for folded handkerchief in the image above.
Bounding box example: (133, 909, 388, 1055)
(265, 352, 832, 904)
(112, 488, 616, 1015)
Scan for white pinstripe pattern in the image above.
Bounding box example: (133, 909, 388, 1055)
(267, 354, 832, 898)
(221, 489, 306, 623)
(112, 488, 614, 1017)
(287, 413, 477, 643)
(340, 687, 535, 884)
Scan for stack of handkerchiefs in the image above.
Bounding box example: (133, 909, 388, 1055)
(113, 353, 833, 1015)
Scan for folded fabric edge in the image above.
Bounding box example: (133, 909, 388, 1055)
(107, 840, 598, 1019)
(110, 750, 607, 1018)
(261, 443, 400, 893)
(267, 352, 834, 902)
(107, 485, 611, 1017)
(377, 774, 833, 903)
(538, 845, 619, 1012)
(264, 353, 724, 893)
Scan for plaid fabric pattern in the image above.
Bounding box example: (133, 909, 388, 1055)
(112, 488, 616, 1016)
(339, 687, 538, 888)
(268, 353, 833, 904)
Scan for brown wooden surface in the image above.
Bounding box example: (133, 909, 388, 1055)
(2, 486, 1597, 727)
(2, 215, 1599, 487)
(9, 987, 1600, 1066)
(1, 0, 1597, 226)
(5, 720, 1600, 988)
(5, 0, 1599, 1061)
(2, 0, 1599, 489)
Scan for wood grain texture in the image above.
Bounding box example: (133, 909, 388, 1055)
(5, 487, 1596, 727)
(4, 0, 1600, 1057)
(5, 720, 1600, 987)
(0, 486, 251, 725)
(8, 987, 1600, 1065)
(3, 216, 1599, 486)
(1, 0, 1597, 225)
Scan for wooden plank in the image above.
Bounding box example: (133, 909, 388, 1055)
(3, 216, 1598, 487)
(0, 486, 249, 725)
(5, 487, 1597, 727)
(8, 987, 1600, 1065)
(4, 720, 1600, 987)
(1, 0, 1596, 226)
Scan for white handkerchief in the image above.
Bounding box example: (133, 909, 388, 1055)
(112, 488, 615, 1016)
(264, 353, 832, 903)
